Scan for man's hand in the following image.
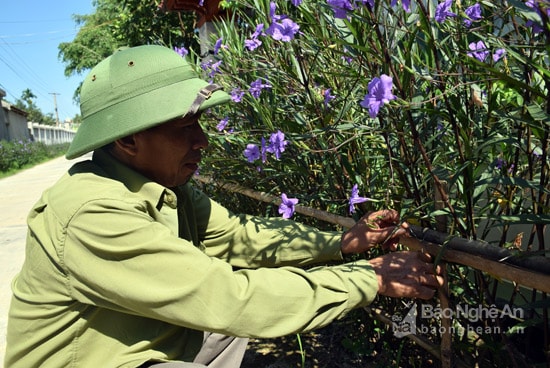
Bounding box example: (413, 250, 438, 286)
(368, 251, 443, 300)
(341, 209, 409, 254)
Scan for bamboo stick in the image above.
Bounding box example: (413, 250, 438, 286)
(195, 174, 550, 292)
(195, 175, 356, 227)
(400, 237, 550, 294)
(433, 182, 452, 368)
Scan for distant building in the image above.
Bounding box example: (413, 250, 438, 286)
(0, 88, 75, 144)
(0, 88, 31, 142)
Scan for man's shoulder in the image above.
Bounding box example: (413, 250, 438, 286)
(58, 160, 125, 199)
(42, 160, 138, 219)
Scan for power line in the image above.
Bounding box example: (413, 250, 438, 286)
(0, 39, 53, 98)
(0, 43, 75, 119)
(0, 19, 74, 24)
(0, 29, 77, 40)
(0, 10, 99, 119)
(0, 82, 19, 102)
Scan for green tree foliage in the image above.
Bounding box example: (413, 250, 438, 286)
(13, 88, 56, 125)
(58, 0, 198, 101)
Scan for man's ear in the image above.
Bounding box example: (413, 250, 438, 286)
(113, 135, 138, 157)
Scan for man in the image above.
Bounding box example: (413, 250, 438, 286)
(5, 45, 442, 368)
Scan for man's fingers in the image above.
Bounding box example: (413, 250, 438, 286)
(419, 274, 444, 288)
(416, 286, 437, 300)
(370, 251, 445, 299)
(417, 249, 433, 263)
(417, 250, 444, 273)
(372, 209, 400, 225)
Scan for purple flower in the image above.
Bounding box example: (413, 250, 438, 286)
(436, 122, 446, 138)
(463, 3, 482, 27)
(349, 184, 371, 214)
(495, 157, 506, 169)
(217, 117, 229, 131)
(261, 137, 268, 163)
(267, 18, 300, 42)
(360, 74, 397, 118)
(245, 24, 264, 51)
(213, 37, 223, 54)
(244, 144, 260, 162)
(467, 40, 489, 62)
(435, 0, 456, 23)
(209, 60, 223, 81)
(268, 1, 286, 23)
(231, 88, 245, 102)
(291, 0, 302, 5)
(279, 193, 299, 219)
(342, 47, 353, 64)
(269, 1, 278, 19)
(249, 78, 272, 99)
(265, 3, 299, 42)
(266, 130, 288, 159)
(327, 0, 354, 19)
(252, 23, 265, 38)
(361, 0, 375, 8)
(493, 48, 506, 62)
(390, 0, 411, 12)
(526, 19, 544, 33)
(526, 0, 550, 33)
(200, 59, 223, 82)
(245, 38, 262, 51)
(323, 88, 335, 107)
(174, 46, 188, 57)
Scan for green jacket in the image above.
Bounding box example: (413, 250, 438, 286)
(5, 150, 378, 368)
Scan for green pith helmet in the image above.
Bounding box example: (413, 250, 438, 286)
(65, 45, 230, 160)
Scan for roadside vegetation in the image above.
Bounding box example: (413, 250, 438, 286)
(0, 140, 69, 178)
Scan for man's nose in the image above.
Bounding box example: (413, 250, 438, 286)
(192, 124, 209, 150)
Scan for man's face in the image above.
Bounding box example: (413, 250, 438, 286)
(132, 114, 208, 187)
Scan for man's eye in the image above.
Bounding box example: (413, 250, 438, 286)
(176, 122, 194, 130)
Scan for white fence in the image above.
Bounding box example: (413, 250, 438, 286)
(29, 122, 75, 145)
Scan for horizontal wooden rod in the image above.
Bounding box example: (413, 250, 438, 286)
(400, 237, 550, 294)
(195, 175, 356, 228)
(195, 175, 550, 292)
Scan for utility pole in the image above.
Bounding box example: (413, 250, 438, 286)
(49, 92, 60, 126)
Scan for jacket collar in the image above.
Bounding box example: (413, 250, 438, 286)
(92, 149, 177, 209)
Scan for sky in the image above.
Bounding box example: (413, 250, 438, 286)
(0, 1, 95, 121)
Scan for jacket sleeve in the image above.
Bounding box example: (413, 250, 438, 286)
(186, 185, 345, 268)
(64, 195, 379, 339)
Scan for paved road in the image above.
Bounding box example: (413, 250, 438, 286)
(0, 154, 90, 364)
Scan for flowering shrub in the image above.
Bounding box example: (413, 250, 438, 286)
(185, 0, 549, 364)
(201, 0, 547, 231)
(0, 140, 68, 173)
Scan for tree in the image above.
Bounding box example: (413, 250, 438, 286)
(58, 0, 198, 103)
(13, 89, 55, 125)
(20, 88, 36, 106)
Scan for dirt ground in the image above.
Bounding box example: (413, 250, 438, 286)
(239, 310, 441, 368)
(241, 323, 369, 368)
